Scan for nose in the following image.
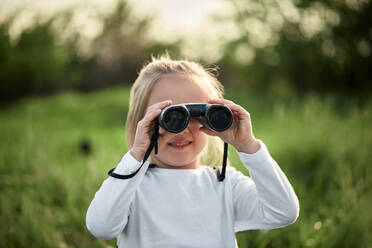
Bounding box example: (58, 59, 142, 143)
(188, 118, 203, 130)
(175, 119, 201, 136)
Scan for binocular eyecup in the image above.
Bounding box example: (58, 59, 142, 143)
(158, 103, 233, 133)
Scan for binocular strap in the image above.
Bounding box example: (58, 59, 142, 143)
(107, 124, 228, 182)
(216, 142, 228, 181)
(107, 125, 159, 180)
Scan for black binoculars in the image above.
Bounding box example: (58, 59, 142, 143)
(157, 103, 233, 133)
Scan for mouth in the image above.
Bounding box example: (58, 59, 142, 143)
(168, 141, 193, 150)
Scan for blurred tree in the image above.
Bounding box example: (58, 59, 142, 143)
(82, 1, 181, 91)
(0, 14, 82, 103)
(0, 0, 181, 104)
(218, 0, 372, 97)
(81, 1, 148, 90)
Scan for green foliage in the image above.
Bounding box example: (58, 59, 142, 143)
(0, 16, 83, 103)
(226, 88, 372, 247)
(2, 0, 371, 104)
(0, 87, 129, 247)
(219, 0, 372, 97)
(0, 1, 180, 104)
(0, 87, 370, 247)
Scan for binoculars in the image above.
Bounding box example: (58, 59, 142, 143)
(158, 103, 233, 133)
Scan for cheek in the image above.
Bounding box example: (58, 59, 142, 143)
(157, 133, 173, 149)
(194, 131, 208, 149)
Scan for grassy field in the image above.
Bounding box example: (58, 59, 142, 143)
(0, 86, 371, 247)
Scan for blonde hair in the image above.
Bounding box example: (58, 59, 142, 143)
(125, 54, 228, 167)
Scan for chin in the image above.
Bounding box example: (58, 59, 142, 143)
(167, 157, 195, 167)
(155, 154, 199, 169)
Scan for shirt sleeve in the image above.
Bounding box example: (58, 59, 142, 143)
(86, 151, 149, 240)
(230, 140, 299, 232)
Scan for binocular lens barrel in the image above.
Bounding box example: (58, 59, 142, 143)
(207, 107, 232, 131)
(163, 108, 189, 133)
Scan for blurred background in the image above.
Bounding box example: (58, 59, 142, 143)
(0, 0, 371, 247)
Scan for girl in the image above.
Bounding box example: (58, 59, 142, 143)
(86, 55, 299, 248)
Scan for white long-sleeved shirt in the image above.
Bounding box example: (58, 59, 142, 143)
(86, 140, 299, 248)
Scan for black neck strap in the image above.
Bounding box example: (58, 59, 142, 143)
(107, 124, 228, 181)
(216, 142, 228, 181)
(107, 125, 159, 179)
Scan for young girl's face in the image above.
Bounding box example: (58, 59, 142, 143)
(147, 73, 210, 169)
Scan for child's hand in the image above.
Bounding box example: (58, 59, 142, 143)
(130, 100, 172, 161)
(201, 99, 261, 154)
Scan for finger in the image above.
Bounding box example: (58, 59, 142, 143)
(147, 100, 172, 112)
(226, 104, 250, 120)
(139, 101, 173, 134)
(141, 109, 162, 128)
(143, 100, 172, 122)
(208, 99, 246, 118)
(208, 99, 234, 105)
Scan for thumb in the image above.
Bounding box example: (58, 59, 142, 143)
(200, 127, 217, 136)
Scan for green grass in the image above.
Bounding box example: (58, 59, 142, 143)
(0, 86, 371, 247)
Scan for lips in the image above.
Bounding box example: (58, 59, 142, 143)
(168, 139, 192, 150)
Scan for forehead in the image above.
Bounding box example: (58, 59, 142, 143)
(148, 74, 210, 106)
